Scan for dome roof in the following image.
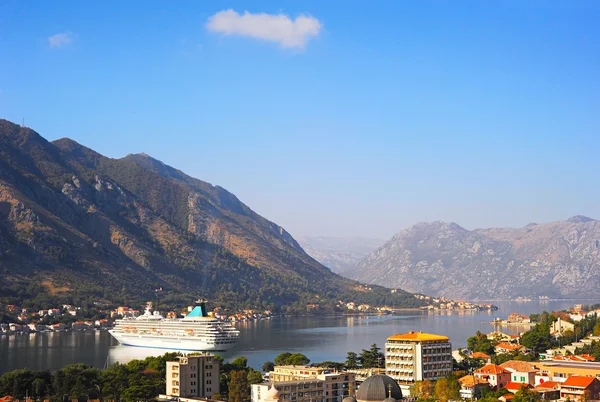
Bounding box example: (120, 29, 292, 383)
(265, 386, 280, 400)
(356, 375, 402, 402)
(343, 396, 358, 402)
(382, 397, 396, 402)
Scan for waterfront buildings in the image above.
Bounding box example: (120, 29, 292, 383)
(384, 331, 452, 395)
(264, 366, 355, 402)
(166, 355, 220, 399)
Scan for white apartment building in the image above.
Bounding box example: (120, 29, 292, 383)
(385, 331, 452, 395)
(166, 354, 220, 398)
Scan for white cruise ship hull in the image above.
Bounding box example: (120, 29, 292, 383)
(109, 331, 237, 352)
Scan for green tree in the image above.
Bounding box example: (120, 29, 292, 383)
(274, 352, 292, 366)
(434, 376, 460, 402)
(360, 344, 384, 368)
(232, 356, 248, 370)
(593, 322, 600, 336)
(512, 385, 541, 402)
(411, 380, 434, 399)
(262, 361, 275, 373)
(247, 369, 263, 385)
(345, 352, 360, 369)
(228, 370, 250, 402)
(467, 331, 495, 355)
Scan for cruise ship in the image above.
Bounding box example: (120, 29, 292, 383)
(108, 300, 240, 351)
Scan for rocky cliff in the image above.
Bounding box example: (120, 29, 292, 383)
(351, 219, 600, 300)
(0, 119, 420, 310)
(297, 236, 383, 274)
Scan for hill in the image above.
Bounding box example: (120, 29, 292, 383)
(0, 119, 421, 311)
(297, 236, 383, 274)
(351, 219, 600, 300)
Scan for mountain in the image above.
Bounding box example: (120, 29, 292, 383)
(0, 119, 422, 311)
(351, 219, 600, 300)
(297, 236, 384, 274)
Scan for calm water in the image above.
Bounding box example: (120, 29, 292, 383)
(1, 299, 597, 374)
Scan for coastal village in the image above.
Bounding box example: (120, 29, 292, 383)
(2, 302, 600, 402)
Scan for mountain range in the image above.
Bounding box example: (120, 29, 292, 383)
(350, 218, 600, 300)
(0, 119, 422, 311)
(297, 236, 383, 274)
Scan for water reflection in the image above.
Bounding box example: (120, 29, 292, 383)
(1, 299, 598, 374)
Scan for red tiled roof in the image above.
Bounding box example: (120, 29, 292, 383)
(502, 394, 514, 400)
(470, 352, 491, 359)
(505, 382, 531, 391)
(475, 364, 510, 375)
(496, 342, 523, 351)
(562, 376, 596, 388)
(536, 381, 559, 390)
(500, 360, 537, 372)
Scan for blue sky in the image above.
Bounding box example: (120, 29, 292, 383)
(1, 1, 599, 239)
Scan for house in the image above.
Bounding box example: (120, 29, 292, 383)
(51, 323, 67, 331)
(470, 351, 492, 363)
(534, 381, 560, 400)
(504, 382, 532, 394)
(487, 331, 513, 342)
(47, 308, 62, 316)
(72, 321, 89, 330)
(498, 394, 514, 402)
(95, 319, 111, 328)
(550, 317, 575, 336)
(474, 364, 511, 389)
(559, 376, 600, 402)
(500, 360, 537, 385)
(507, 312, 531, 324)
(495, 342, 524, 354)
(458, 375, 490, 399)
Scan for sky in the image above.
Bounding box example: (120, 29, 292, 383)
(1, 1, 599, 239)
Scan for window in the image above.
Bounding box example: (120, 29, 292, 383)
(207, 380, 212, 384)
(520, 376, 525, 382)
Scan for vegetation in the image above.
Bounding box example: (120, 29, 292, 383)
(274, 352, 310, 366)
(411, 376, 460, 402)
(0, 353, 179, 402)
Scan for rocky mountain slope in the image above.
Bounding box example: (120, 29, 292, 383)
(297, 236, 383, 274)
(351, 219, 600, 300)
(0, 119, 421, 311)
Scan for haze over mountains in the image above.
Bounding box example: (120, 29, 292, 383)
(350, 217, 600, 300)
(0, 119, 421, 310)
(297, 236, 383, 273)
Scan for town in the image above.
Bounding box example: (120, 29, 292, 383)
(2, 303, 600, 402)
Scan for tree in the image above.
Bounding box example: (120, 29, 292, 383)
(512, 386, 541, 402)
(274, 352, 310, 366)
(434, 376, 460, 402)
(593, 322, 600, 336)
(360, 344, 384, 368)
(247, 369, 263, 385)
(467, 331, 495, 356)
(232, 356, 248, 370)
(262, 361, 275, 373)
(228, 370, 250, 402)
(274, 352, 292, 366)
(345, 352, 360, 369)
(412, 380, 434, 399)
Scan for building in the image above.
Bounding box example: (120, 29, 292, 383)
(385, 331, 452, 395)
(550, 317, 575, 337)
(458, 375, 490, 399)
(495, 342, 524, 354)
(559, 376, 600, 401)
(533, 360, 600, 382)
(355, 374, 402, 402)
(474, 364, 511, 389)
(507, 313, 530, 324)
(500, 361, 537, 385)
(251, 380, 324, 402)
(166, 355, 220, 398)
(267, 366, 355, 402)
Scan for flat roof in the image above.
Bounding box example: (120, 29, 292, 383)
(536, 361, 600, 370)
(387, 331, 449, 341)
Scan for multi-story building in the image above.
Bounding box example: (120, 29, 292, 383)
(385, 331, 452, 395)
(166, 354, 220, 398)
(266, 366, 355, 402)
(533, 360, 600, 383)
(559, 376, 600, 401)
(252, 380, 324, 402)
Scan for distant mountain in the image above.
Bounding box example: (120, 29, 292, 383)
(297, 236, 384, 274)
(0, 119, 422, 311)
(351, 219, 600, 300)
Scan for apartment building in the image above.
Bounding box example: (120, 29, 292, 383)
(385, 331, 452, 395)
(166, 354, 220, 398)
(264, 366, 355, 402)
(252, 380, 324, 402)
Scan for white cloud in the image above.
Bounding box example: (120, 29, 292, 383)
(206, 9, 322, 49)
(48, 32, 75, 48)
